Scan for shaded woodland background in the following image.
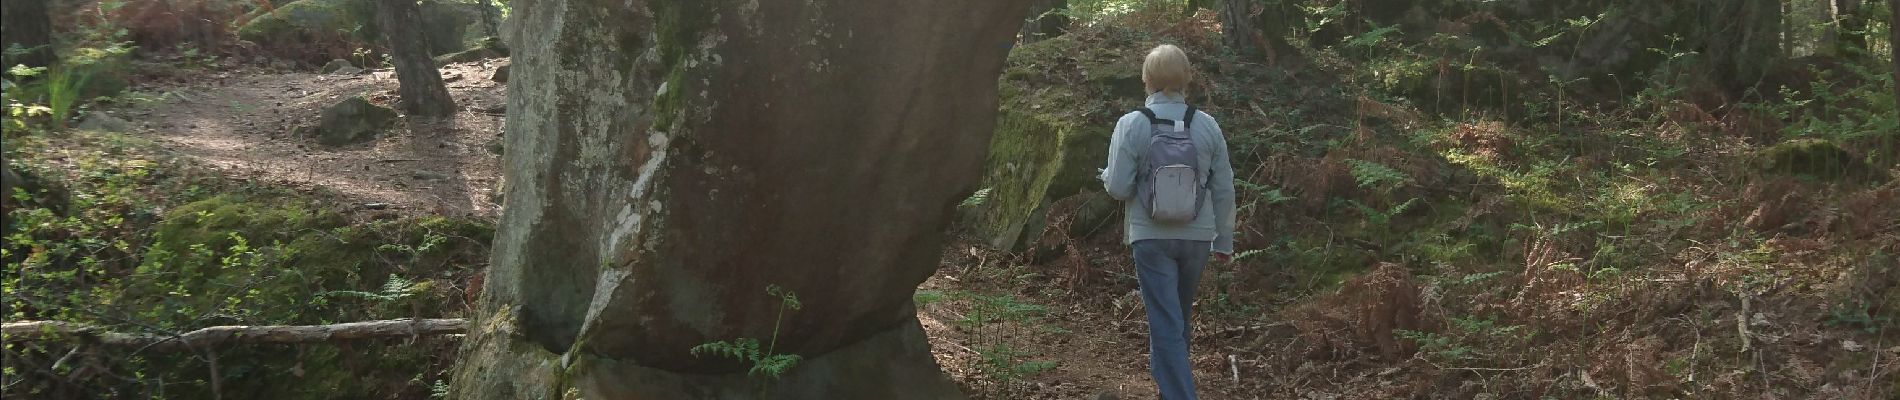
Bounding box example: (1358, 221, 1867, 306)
(1, 0, 1896, 398)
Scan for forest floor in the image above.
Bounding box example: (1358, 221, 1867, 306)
(31, 30, 1898, 398)
(103, 59, 1226, 399)
(118, 61, 509, 219)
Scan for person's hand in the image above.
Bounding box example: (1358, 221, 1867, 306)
(1213, 252, 1232, 264)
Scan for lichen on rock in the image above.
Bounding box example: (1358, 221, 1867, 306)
(970, 33, 1147, 251)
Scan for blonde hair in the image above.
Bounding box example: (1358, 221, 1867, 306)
(1142, 44, 1193, 96)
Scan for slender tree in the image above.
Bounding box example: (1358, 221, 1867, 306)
(476, 0, 500, 38)
(376, 0, 456, 117)
(1889, 0, 1899, 103)
(1222, 0, 1259, 56)
(447, 0, 1031, 398)
(1247, 0, 1305, 67)
(1837, 0, 1870, 54)
(0, 0, 56, 68)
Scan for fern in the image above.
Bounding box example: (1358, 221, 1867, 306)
(1345, 22, 1401, 49)
(690, 285, 805, 382)
(1349, 198, 1420, 226)
(1346, 159, 1410, 192)
(960, 188, 992, 208)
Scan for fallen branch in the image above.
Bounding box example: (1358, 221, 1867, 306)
(2, 318, 465, 352)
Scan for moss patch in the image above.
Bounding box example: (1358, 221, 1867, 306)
(970, 32, 1148, 250)
(99, 195, 491, 399)
(1752, 138, 1887, 182)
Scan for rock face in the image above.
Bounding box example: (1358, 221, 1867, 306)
(447, 0, 1033, 399)
(972, 34, 1145, 251)
(315, 97, 397, 146)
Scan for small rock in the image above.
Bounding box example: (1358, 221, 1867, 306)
(444, 74, 463, 83)
(1843, 340, 1865, 352)
(362, 203, 390, 210)
(77, 113, 132, 132)
(490, 63, 509, 83)
(315, 96, 398, 146)
(320, 59, 354, 74)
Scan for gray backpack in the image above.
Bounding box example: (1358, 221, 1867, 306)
(1135, 106, 1204, 225)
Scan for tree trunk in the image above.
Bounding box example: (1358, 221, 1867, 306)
(447, 0, 1031, 398)
(1701, 0, 1785, 94)
(475, 0, 500, 38)
(1253, 0, 1306, 67)
(1889, 0, 1899, 104)
(1019, 0, 1069, 44)
(0, 0, 56, 68)
(1222, 0, 1259, 56)
(376, 0, 456, 117)
(1837, 0, 1870, 54)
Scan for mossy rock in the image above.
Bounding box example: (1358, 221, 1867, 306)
(434, 36, 508, 65)
(1752, 138, 1887, 182)
(971, 34, 1146, 251)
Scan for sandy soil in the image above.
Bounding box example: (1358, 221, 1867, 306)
(119, 61, 510, 218)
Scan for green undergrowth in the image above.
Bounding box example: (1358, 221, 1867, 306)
(975, 8, 1898, 396)
(3, 131, 494, 399)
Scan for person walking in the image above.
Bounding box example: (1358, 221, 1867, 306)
(1098, 44, 1237, 400)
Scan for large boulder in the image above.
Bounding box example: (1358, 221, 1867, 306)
(447, 0, 1034, 398)
(971, 32, 1147, 251)
(417, 0, 488, 56)
(238, 0, 496, 63)
(236, 0, 376, 62)
(314, 96, 398, 146)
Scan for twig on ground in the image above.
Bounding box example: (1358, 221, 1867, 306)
(2, 318, 465, 352)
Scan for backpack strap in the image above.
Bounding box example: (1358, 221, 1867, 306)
(1182, 105, 1197, 130)
(1135, 107, 1173, 125)
(1136, 106, 1196, 129)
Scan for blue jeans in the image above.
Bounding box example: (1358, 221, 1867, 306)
(1131, 239, 1208, 400)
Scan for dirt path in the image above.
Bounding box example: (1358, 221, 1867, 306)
(118, 61, 510, 218)
(921, 244, 1282, 400)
